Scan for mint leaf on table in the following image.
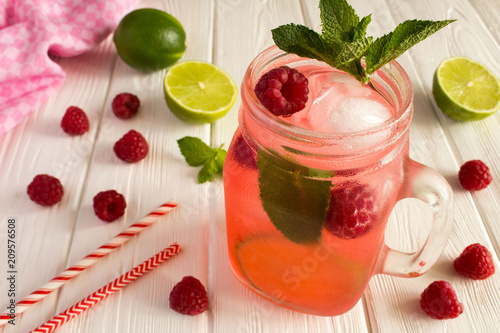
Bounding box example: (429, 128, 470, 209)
(198, 158, 218, 183)
(177, 136, 216, 166)
(214, 149, 227, 176)
(177, 136, 226, 183)
(272, 0, 455, 83)
(258, 150, 332, 244)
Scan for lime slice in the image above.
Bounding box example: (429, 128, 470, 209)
(234, 234, 367, 311)
(163, 61, 237, 124)
(433, 56, 500, 121)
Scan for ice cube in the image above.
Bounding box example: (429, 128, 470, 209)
(282, 68, 394, 148)
(323, 97, 392, 133)
(306, 80, 392, 134)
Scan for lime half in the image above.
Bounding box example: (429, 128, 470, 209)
(433, 57, 500, 121)
(164, 61, 237, 124)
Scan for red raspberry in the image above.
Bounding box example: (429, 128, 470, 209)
(27, 174, 64, 206)
(454, 243, 495, 280)
(254, 65, 309, 116)
(61, 106, 89, 135)
(232, 134, 257, 169)
(420, 280, 463, 319)
(112, 93, 140, 119)
(93, 190, 127, 222)
(169, 276, 208, 315)
(325, 183, 375, 239)
(113, 130, 149, 163)
(458, 160, 492, 191)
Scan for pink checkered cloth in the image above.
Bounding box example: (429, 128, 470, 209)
(0, 0, 139, 135)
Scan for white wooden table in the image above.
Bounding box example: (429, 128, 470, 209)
(1, 0, 500, 332)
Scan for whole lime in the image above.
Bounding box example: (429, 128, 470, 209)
(113, 8, 186, 72)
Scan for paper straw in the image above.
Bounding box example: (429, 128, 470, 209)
(30, 243, 181, 333)
(0, 201, 177, 326)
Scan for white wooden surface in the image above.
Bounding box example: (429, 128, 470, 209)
(1, 0, 500, 332)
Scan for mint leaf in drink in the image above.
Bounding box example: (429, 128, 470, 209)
(258, 150, 332, 244)
(177, 136, 226, 183)
(364, 19, 455, 74)
(272, 0, 455, 83)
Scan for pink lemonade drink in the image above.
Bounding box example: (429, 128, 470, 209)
(223, 45, 453, 316)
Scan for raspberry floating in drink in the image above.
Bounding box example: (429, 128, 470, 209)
(27, 174, 64, 206)
(458, 159, 492, 191)
(61, 106, 89, 135)
(113, 130, 149, 163)
(93, 190, 127, 222)
(420, 280, 463, 319)
(232, 134, 257, 169)
(169, 276, 208, 315)
(325, 182, 376, 239)
(112, 93, 141, 119)
(454, 243, 495, 280)
(254, 65, 309, 116)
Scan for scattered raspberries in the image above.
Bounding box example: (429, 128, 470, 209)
(113, 130, 149, 163)
(27, 174, 64, 206)
(232, 134, 257, 169)
(325, 182, 375, 239)
(458, 160, 492, 191)
(454, 243, 495, 280)
(112, 93, 141, 119)
(420, 280, 463, 319)
(169, 276, 208, 315)
(93, 190, 127, 222)
(419, 243, 495, 320)
(61, 106, 89, 135)
(254, 65, 309, 116)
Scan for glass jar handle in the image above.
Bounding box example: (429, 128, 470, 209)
(380, 159, 454, 277)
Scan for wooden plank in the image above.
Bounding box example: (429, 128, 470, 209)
(0, 29, 117, 332)
(52, 0, 215, 332)
(469, 0, 500, 45)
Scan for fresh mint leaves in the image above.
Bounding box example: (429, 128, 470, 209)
(258, 150, 332, 244)
(364, 19, 453, 74)
(272, 0, 455, 83)
(177, 136, 226, 183)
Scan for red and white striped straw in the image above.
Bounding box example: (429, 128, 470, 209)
(0, 201, 177, 327)
(30, 243, 181, 333)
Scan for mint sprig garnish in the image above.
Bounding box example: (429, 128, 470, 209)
(177, 136, 226, 183)
(272, 0, 455, 83)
